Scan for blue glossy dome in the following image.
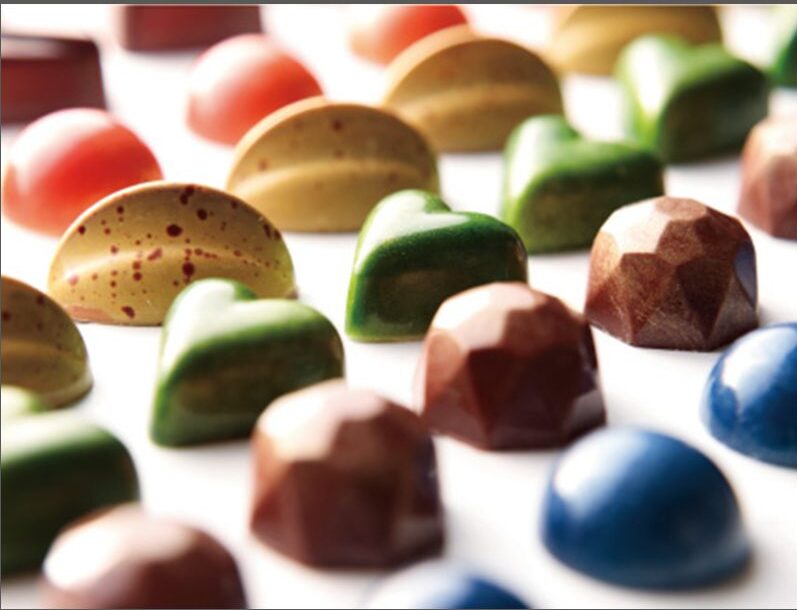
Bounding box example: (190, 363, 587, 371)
(540, 428, 749, 589)
(702, 323, 797, 468)
(363, 564, 530, 609)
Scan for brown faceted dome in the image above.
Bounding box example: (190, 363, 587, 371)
(250, 380, 443, 567)
(415, 282, 605, 450)
(585, 196, 758, 350)
(738, 116, 797, 240)
(42, 504, 246, 609)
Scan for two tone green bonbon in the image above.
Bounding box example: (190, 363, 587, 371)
(616, 35, 769, 163)
(1, 409, 139, 574)
(151, 278, 344, 446)
(501, 115, 663, 253)
(345, 190, 528, 342)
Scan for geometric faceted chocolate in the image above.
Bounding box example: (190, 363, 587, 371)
(43, 504, 247, 609)
(585, 197, 758, 351)
(416, 282, 605, 450)
(250, 380, 444, 567)
(738, 116, 797, 240)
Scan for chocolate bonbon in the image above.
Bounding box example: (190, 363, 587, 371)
(771, 4, 797, 87)
(113, 4, 262, 51)
(187, 34, 323, 145)
(48, 181, 296, 325)
(226, 98, 438, 232)
(737, 116, 797, 240)
(349, 4, 468, 65)
(585, 197, 758, 351)
(346, 190, 528, 342)
(549, 5, 721, 75)
(1, 33, 105, 123)
(152, 278, 344, 446)
(541, 428, 750, 588)
(702, 323, 797, 468)
(364, 563, 530, 609)
(416, 282, 605, 450)
(2, 108, 162, 236)
(1, 412, 139, 574)
(42, 504, 247, 609)
(383, 26, 563, 152)
(1, 276, 92, 406)
(250, 380, 444, 567)
(616, 36, 769, 163)
(501, 115, 664, 253)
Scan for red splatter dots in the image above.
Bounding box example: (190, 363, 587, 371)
(197, 209, 208, 220)
(334, 149, 344, 158)
(233, 250, 242, 257)
(67, 275, 79, 286)
(166, 224, 183, 237)
(110, 281, 117, 288)
(134, 240, 141, 246)
(258, 160, 269, 171)
(91, 273, 98, 281)
(116, 206, 124, 214)
(179, 185, 195, 205)
(332, 119, 343, 131)
(78, 225, 86, 235)
(36, 295, 45, 306)
(103, 228, 111, 235)
(182, 262, 195, 278)
(263, 224, 272, 238)
(147, 248, 163, 261)
(133, 261, 142, 270)
(110, 245, 119, 255)
(2, 311, 10, 322)
(230, 200, 239, 209)
(172, 280, 179, 287)
(133, 272, 142, 281)
(121, 306, 135, 319)
(111, 270, 118, 277)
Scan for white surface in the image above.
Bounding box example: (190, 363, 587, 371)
(2, 5, 797, 609)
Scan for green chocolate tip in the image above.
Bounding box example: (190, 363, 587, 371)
(345, 190, 528, 342)
(1, 386, 50, 421)
(771, 5, 797, 87)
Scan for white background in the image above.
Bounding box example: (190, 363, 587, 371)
(1, 5, 796, 609)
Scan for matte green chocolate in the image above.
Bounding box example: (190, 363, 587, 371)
(346, 190, 528, 342)
(501, 115, 664, 253)
(1, 412, 139, 574)
(152, 279, 344, 447)
(771, 5, 797, 87)
(1, 386, 50, 421)
(616, 36, 769, 163)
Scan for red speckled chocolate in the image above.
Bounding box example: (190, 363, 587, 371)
(416, 282, 605, 450)
(250, 380, 444, 567)
(585, 197, 758, 350)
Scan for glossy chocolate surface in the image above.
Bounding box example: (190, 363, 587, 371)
(541, 428, 749, 588)
(113, 5, 262, 51)
(702, 323, 797, 468)
(250, 380, 444, 567)
(0, 33, 105, 123)
(417, 282, 605, 450)
(585, 197, 758, 351)
(43, 504, 247, 609)
(738, 116, 797, 239)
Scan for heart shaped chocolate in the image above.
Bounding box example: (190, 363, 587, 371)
(501, 115, 664, 253)
(152, 278, 344, 446)
(617, 36, 769, 163)
(346, 190, 528, 342)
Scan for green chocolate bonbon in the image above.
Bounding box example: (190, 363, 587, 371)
(346, 190, 528, 342)
(771, 5, 797, 87)
(151, 278, 344, 446)
(617, 36, 769, 163)
(501, 115, 664, 253)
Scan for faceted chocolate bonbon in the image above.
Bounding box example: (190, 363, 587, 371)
(1, 412, 139, 574)
(43, 504, 247, 609)
(152, 279, 344, 447)
(383, 26, 562, 152)
(346, 190, 528, 342)
(702, 323, 797, 468)
(416, 282, 605, 450)
(737, 116, 797, 240)
(541, 428, 750, 588)
(0, 33, 105, 123)
(113, 4, 262, 51)
(226, 98, 438, 232)
(585, 197, 758, 351)
(501, 115, 664, 253)
(1, 276, 92, 407)
(549, 5, 721, 75)
(250, 380, 444, 567)
(616, 36, 769, 163)
(48, 182, 296, 325)
(364, 563, 530, 609)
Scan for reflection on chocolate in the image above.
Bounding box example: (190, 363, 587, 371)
(416, 282, 605, 450)
(585, 197, 758, 351)
(0, 33, 105, 123)
(738, 117, 797, 240)
(113, 5, 263, 51)
(250, 380, 444, 567)
(43, 504, 247, 609)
